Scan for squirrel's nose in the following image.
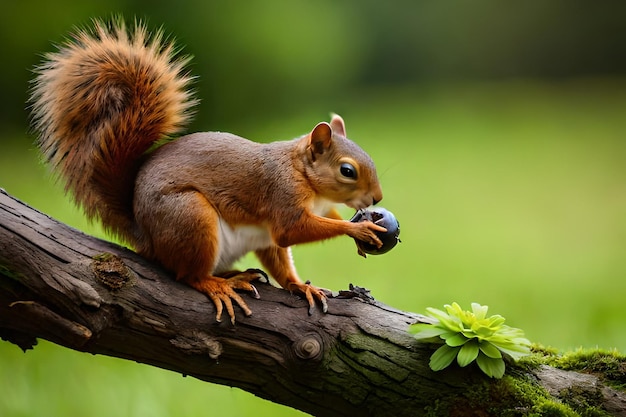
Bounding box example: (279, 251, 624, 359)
(372, 184, 383, 206)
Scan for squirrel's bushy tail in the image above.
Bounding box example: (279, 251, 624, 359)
(30, 18, 196, 243)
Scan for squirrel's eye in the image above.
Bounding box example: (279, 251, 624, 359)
(340, 163, 357, 179)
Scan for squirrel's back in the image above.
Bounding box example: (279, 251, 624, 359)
(30, 19, 196, 243)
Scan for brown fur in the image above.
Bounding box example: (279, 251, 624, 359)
(30, 19, 384, 323)
(30, 19, 196, 242)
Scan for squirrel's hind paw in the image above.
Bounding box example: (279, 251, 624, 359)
(190, 271, 265, 324)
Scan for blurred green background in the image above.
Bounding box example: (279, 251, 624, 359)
(1, 1, 625, 416)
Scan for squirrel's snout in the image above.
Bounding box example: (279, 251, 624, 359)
(348, 193, 382, 210)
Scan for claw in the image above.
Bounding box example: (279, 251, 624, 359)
(250, 284, 260, 299)
(188, 271, 262, 325)
(245, 268, 269, 283)
(212, 293, 224, 323)
(289, 280, 328, 315)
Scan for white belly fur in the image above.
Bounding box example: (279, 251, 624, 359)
(311, 197, 337, 216)
(214, 220, 273, 273)
(213, 198, 338, 274)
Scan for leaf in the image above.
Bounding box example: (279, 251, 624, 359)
(462, 330, 479, 339)
(425, 307, 450, 322)
(447, 303, 475, 329)
(496, 343, 531, 361)
(408, 323, 437, 334)
(429, 344, 459, 371)
(486, 315, 506, 328)
(456, 340, 479, 367)
(445, 302, 464, 317)
(494, 325, 527, 340)
(476, 352, 505, 378)
(414, 302, 532, 369)
(444, 333, 469, 347)
(471, 303, 489, 320)
(479, 341, 502, 359)
(491, 335, 530, 354)
(409, 325, 450, 341)
(425, 307, 462, 332)
(471, 323, 496, 339)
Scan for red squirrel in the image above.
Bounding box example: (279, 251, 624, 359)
(30, 19, 385, 324)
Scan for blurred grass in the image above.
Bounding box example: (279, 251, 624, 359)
(1, 78, 625, 416)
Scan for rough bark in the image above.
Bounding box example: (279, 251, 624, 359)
(1, 189, 624, 417)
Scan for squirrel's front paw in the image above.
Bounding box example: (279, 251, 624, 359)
(287, 281, 330, 315)
(348, 221, 386, 248)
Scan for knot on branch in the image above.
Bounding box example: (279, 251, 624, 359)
(170, 330, 222, 360)
(91, 253, 135, 290)
(293, 334, 324, 361)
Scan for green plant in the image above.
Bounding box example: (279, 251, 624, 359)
(409, 302, 531, 378)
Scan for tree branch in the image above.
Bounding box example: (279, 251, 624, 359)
(1, 189, 624, 416)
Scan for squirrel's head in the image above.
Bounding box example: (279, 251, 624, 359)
(301, 114, 383, 210)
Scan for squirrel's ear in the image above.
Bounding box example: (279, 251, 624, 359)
(330, 113, 346, 137)
(308, 122, 333, 159)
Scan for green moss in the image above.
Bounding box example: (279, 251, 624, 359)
(424, 374, 582, 417)
(553, 386, 610, 417)
(522, 346, 626, 391)
(531, 344, 561, 357)
(92, 252, 116, 262)
(549, 348, 626, 390)
(512, 346, 625, 417)
(530, 399, 579, 417)
(424, 349, 624, 417)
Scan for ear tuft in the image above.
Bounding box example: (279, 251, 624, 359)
(309, 122, 333, 157)
(330, 113, 346, 137)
